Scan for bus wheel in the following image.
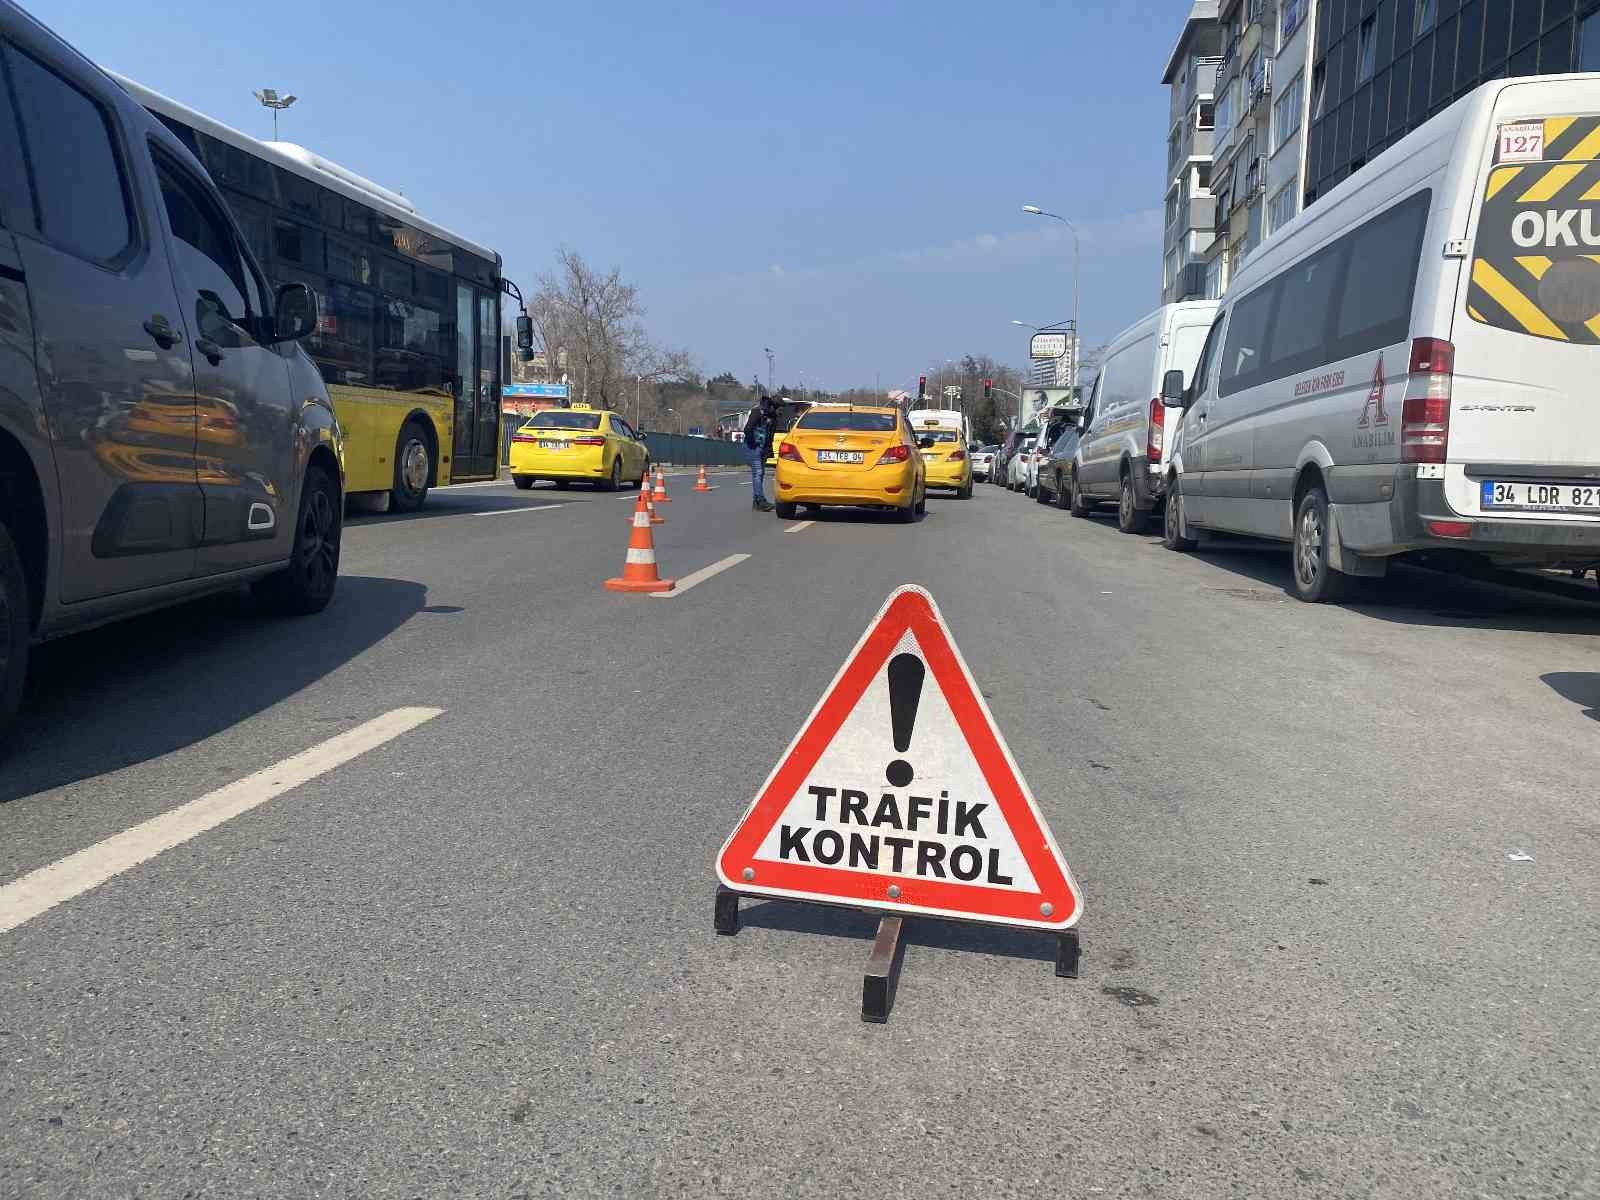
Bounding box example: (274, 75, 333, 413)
(0, 519, 31, 744)
(391, 420, 432, 513)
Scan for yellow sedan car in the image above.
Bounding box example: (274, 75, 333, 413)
(773, 404, 927, 522)
(916, 427, 973, 498)
(509, 406, 650, 491)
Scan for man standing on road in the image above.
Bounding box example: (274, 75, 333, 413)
(743, 397, 775, 511)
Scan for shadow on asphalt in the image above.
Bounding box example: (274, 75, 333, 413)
(1542, 673, 1600, 721)
(738, 898, 1057, 964)
(796, 506, 940, 525)
(3, 575, 426, 804)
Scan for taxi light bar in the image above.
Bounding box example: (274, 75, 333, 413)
(877, 445, 910, 465)
(1401, 337, 1453, 465)
(571, 436, 606, 446)
(778, 441, 804, 461)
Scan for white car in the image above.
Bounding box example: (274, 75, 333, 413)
(972, 446, 996, 481)
(1007, 437, 1037, 491)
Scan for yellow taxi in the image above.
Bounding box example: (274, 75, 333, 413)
(773, 404, 927, 522)
(509, 405, 650, 491)
(765, 398, 813, 466)
(910, 413, 973, 498)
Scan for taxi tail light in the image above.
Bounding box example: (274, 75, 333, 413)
(778, 441, 804, 462)
(571, 436, 606, 446)
(1401, 337, 1453, 465)
(1147, 398, 1165, 463)
(949, 448, 966, 461)
(877, 444, 910, 465)
(512, 432, 538, 443)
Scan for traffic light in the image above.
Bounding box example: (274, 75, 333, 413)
(917, 375, 926, 401)
(983, 378, 993, 401)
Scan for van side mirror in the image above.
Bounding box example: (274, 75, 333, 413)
(1161, 368, 1186, 406)
(514, 314, 534, 362)
(272, 283, 317, 343)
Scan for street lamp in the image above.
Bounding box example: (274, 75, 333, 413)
(1021, 204, 1080, 392)
(763, 347, 775, 394)
(253, 88, 297, 140)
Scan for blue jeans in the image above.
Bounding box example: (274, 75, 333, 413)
(746, 444, 766, 498)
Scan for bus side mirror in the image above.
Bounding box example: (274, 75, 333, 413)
(514, 314, 534, 362)
(1161, 369, 1186, 406)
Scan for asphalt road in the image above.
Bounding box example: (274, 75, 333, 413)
(2, 467, 1598, 1199)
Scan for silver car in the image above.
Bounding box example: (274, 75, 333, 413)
(0, 0, 342, 740)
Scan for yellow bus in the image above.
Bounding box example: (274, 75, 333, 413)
(112, 74, 519, 511)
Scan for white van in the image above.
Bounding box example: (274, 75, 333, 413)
(1161, 76, 1600, 602)
(1067, 301, 1219, 530)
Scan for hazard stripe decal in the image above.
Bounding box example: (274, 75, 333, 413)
(1486, 165, 1523, 200)
(1544, 116, 1578, 150)
(1518, 161, 1587, 202)
(1541, 115, 1600, 161)
(1513, 254, 1554, 280)
(1563, 122, 1600, 162)
(1470, 260, 1569, 340)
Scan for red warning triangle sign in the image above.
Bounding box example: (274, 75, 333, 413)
(717, 586, 1081, 930)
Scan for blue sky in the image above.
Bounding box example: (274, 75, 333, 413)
(36, 0, 1185, 391)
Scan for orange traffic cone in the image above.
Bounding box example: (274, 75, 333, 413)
(694, 465, 711, 492)
(625, 486, 664, 526)
(605, 493, 674, 593)
(652, 467, 671, 503)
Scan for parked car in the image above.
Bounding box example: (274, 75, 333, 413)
(1068, 300, 1218, 528)
(1037, 427, 1083, 508)
(993, 429, 1026, 486)
(1007, 437, 1037, 491)
(1028, 407, 1081, 502)
(1161, 76, 1600, 601)
(971, 444, 997, 482)
(0, 0, 343, 740)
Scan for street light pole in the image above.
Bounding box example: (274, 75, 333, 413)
(1022, 205, 1080, 393)
(253, 88, 297, 140)
(763, 347, 775, 394)
(635, 374, 641, 429)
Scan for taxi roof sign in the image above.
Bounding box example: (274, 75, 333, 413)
(716, 586, 1081, 930)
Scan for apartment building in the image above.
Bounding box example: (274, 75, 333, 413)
(1264, 0, 1316, 239)
(1161, 2, 1223, 302)
(1305, 2, 1600, 205)
(1205, 0, 1278, 298)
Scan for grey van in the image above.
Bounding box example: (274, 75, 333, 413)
(0, 0, 342, 737)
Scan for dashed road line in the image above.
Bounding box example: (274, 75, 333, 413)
(473, 503, 571, 518)
(0, 707, 444, 936)
(650, 553, 751, 599)
(783, 520, 816, 533)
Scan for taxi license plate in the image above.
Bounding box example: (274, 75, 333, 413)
(1481, 480, 1600, 513)
(816, 450, 863, 464)
(539, 440, 566, 450)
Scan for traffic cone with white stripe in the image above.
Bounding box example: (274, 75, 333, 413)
(652, 467, 671, 503)
(606, 492, 674, 593)
(625, 484, 664, 525)
(694, 465, 711, 492)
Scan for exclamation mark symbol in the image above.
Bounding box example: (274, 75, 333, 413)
(885, 653, 925, 788)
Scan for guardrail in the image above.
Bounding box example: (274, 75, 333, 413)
(641, 432, 748, 467)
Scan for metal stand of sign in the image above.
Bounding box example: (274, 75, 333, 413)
(860, 915, 905, 1023)
(1055, 929, 1081, 979)
(713, 885, 741, 936)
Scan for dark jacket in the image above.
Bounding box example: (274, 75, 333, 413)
(743, 407, 773, 453)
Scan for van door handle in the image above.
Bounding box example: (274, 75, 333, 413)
(143, 316, 181, 349)
(194, 337, 224, 366)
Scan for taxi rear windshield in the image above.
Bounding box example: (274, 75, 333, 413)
(921, 429, 960, 443)
(795, 411, 897, 432)
(524, 412, 602, 430)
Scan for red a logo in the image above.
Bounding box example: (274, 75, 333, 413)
(1357, 358, 1388, 428)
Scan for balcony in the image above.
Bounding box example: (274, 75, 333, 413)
(1242, 155, 1265, 199)
(1244, 57, 1273, 116)
(1217, 35, 1241, 81)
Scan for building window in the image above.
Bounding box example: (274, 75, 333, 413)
(1281, 0, 1303, 42)
(1274, 72, 1304, 152)
(1245, 198, 1264, 255)
(1215, 81, 1235, 143)
(1204, 257, 1223, 300)
(1583, 10, 1600, 72)
(1416, 0, 1437, 37)
(1269, 179, 1298, 234)
(1198, 100, 1215, 129)
(1311, 61, 1328, 120)
(1195, 162, 1213, 193)
(1164, 247, 1179, 290)
(1357, 15, 1378, 81)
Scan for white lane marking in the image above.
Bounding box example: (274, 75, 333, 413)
(650, 553, 751, 599)
(473, 503, 570, 518)
(0, 707, 443, 936)
(783, 520, 816, 534)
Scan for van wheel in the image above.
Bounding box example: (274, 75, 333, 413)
(255, 464, 341, 615)
(1118, 472, 1150, 533)
(1291, 486, 1349, 603)
(0, 520, 31, 742)
(512, 475, 534, 490)
(390, 420, 432, 512)
(1163, 482, 1198, 551)
(1069, 470, 1093, 518)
